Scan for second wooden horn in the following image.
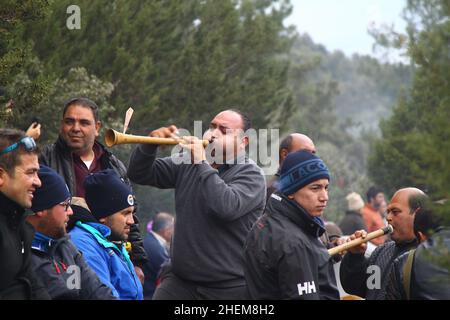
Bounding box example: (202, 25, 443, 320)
(328, 225, 393, 256)
(104, 128, 209, 147)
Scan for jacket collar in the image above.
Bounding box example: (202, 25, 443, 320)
(76, 221, 134, 272)
(216, 152, 249, 173)
(31, 232, 69, 254)
(55, 135, 108, 158)
(396, 237, 419, 250)
(267, 192, 326, 238)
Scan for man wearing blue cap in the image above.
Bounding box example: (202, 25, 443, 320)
(69, 169, 143, 300)
(27, 165, 114, 299)
(244, 150, 340, 299)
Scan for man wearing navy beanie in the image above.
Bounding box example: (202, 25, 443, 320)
(244, 150, 340, 299)
(27, 165, 114, 299)
(70, 169, 143, 300)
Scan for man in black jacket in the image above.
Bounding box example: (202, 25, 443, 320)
(27, 165, 115, 299)
(244, 150, 340, 299)
(0, 129, 50, 299)
(386, 201, 450, 300)
(39, 97, 147, 282)
(340, 187, 427, 299)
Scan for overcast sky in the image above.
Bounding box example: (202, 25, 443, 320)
(285, 0, 407, 61)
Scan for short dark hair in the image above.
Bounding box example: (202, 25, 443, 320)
(414, 200, 443, 238)
(366, 186, 383, 202)
(152, 212, 174, 233)
(279, 135, 293, 152)
(0, 128, 39, 174)
(227, 108, 251, 132)
(63, 97, 99, 122)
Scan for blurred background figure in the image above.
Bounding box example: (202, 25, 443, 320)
(340, 192, 367, 235)
(362, 186, 386, 246)
(142, 212, 174, 299)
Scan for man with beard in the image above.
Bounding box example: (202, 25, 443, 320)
(27, 165, 114, 299)
(128, 109, 266, 299)
(70, 169, 143, 300)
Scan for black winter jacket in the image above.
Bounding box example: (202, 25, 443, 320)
(39, 136, 147, 266)
(340, 237, 418, 300)
(31, 233, 115, 299)
(385, 228, 450, 300)
(0, 193, 50, 299)
(244, 192, 340, 300)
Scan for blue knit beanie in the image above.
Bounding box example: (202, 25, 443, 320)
(31, 165, 71, 212)
(84, 169, 134, 220)
(279, 150, 330, 195)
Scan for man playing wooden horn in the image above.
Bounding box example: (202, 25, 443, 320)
(340, 187, 427, 299)
(127, 109, 266, 300)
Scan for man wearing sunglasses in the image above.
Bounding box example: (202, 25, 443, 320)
(39, 97, 147, 283)
(0, 129, 50, 299)
(27, 165, 115, 299)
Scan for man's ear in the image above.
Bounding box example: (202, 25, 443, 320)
(35, 210, 46, 217)
(280, 148, 289, 163)
(417, 231, 427, 242)
(242, 135, 249, 147)
(0, 167, 6, 187)
(95, 120, 102, 137)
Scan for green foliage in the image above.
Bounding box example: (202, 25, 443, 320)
(6, 66, 115, 144)
(283, 34, 411, 222)
(0, 0, 51, 126)
(368, 0, 450, 223)
(25, 0, 295, 133)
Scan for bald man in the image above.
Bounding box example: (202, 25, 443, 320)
(266, 133, 316, 199)
(339, 187, 427, 300)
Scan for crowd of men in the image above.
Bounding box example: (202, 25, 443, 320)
(0, 97, 448, 300)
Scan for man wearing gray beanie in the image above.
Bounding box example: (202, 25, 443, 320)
(244, 150, 340, 299)
(69, 169, 143, 300)
(27, 165, 114, 299)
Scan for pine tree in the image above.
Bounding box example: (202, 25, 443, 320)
(368, 0, 450, 206)
(24, 0, 295, 132)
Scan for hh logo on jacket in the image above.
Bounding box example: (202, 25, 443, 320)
(297, 281, 316, 296)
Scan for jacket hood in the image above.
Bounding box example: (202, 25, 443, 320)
(267, 192, 326, 238)
(31, 232, 70, 255)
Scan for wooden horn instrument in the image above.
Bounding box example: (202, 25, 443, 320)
(328, 225, 393, 256)
(104, 128, 209, 147)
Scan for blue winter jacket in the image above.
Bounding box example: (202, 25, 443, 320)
(70, 221, 143, 300)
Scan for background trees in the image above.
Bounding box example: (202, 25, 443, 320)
(368, 0, 450, 212)
(3, 0, 446, 228)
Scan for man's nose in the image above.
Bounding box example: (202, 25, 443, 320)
(66, 206, 74, 216)
(386, 212, 393, 223)
(127, 215, 135, 225)
(34, 175, 42, 188)
(319, 190, 328, 201)
(71, 121, 81, 131)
